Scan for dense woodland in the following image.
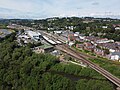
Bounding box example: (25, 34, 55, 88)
(0, 32, 115, 90)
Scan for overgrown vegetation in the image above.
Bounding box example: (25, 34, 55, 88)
(74, 46, 120, 79)
(0, 33, 115, 90)
(89, 58, 120, 79)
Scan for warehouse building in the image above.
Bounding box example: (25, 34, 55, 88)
(26, 31, 42, 41)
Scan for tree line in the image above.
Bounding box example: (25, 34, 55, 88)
(0, 33, 115, 90)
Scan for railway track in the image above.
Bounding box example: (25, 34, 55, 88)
(56, 44, 120, 87)
(40, 31, 120, 88)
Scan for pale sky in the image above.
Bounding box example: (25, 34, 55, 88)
(0, 0, 120, 19)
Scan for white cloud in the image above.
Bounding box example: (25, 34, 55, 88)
(0, 0, 39, 12)
(0, 0, 120, 18)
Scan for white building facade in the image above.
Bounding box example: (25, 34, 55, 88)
(26, 31, 42, 41)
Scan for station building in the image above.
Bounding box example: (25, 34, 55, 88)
(26, 31, 42, 41)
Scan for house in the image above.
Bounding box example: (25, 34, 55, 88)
(97, 43, 120, 53)
(109, 52, 120, 61)
(95, 38, 114, 44)
(94, 48, 105, 56)
(84, 42, 93, 47)
(84, 42, 95, 52)
(115, 27, 120, 30)
(84, 36, 100, 43)
(116, 42, 120, 45)
(75, 32, 80, 35)
(54, 30, 62, 35)
(48, 27, 54, 30)
(84, 46, 95, 52)
(68, 26, 74, 30)
(102, 26, 108, 29)
(79, 34, 85, 40)
(113, 24, 120, 27)
(74, 32, 79, 37)
(74, 33, 79, 38)
(76, 44, 84, 49)
(76, 38, 84, 42)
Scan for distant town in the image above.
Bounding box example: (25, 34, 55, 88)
(1, 17, 120, 90)
(1, 17, 120, 62)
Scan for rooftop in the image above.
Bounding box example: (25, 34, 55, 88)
(26, 30, 41, 36)
(111, 52, 120, 57)
(37, 44, 53, 49)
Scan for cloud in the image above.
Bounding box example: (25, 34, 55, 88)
(77, 7, 83, 10)
(92, 2, 99, 6)
(0, 0, 120, 19)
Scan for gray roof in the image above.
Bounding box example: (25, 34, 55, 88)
(111, 52, 120, 57)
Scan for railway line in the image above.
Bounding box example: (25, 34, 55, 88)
(40, 31, 120, 88)
(56, 44, 120, 87)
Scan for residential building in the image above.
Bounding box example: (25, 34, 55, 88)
(94, 48, 105, 56)
(54, 30, 62, 34)
(102, 26, 108, 29)
(96, 39, 114, 44)
(115, 27, 120, 30)
(76, 44, 84, 49)
(97, 43, 120, 53)
(84, 42, 95, 52)
(79, 34, 86, 40)
(109, 52, 120, 61)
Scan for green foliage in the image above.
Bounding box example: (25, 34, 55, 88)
(51, 63, 82, 75)
(89, 58, 120, 78)
(0, 33, 116, 90)
(0, 37, 75, 90)
(0, 24, 7, 29)
(41, 73, 75, 90)
(51, 63, 114, 90)
(51, 63, 105, 79)
(76, 79, 114, 90)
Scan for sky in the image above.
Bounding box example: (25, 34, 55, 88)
(0, 0, 120, 19)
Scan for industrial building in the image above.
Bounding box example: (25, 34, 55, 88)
(33, 44, 54, 53)
(26, 31, 42, 41)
